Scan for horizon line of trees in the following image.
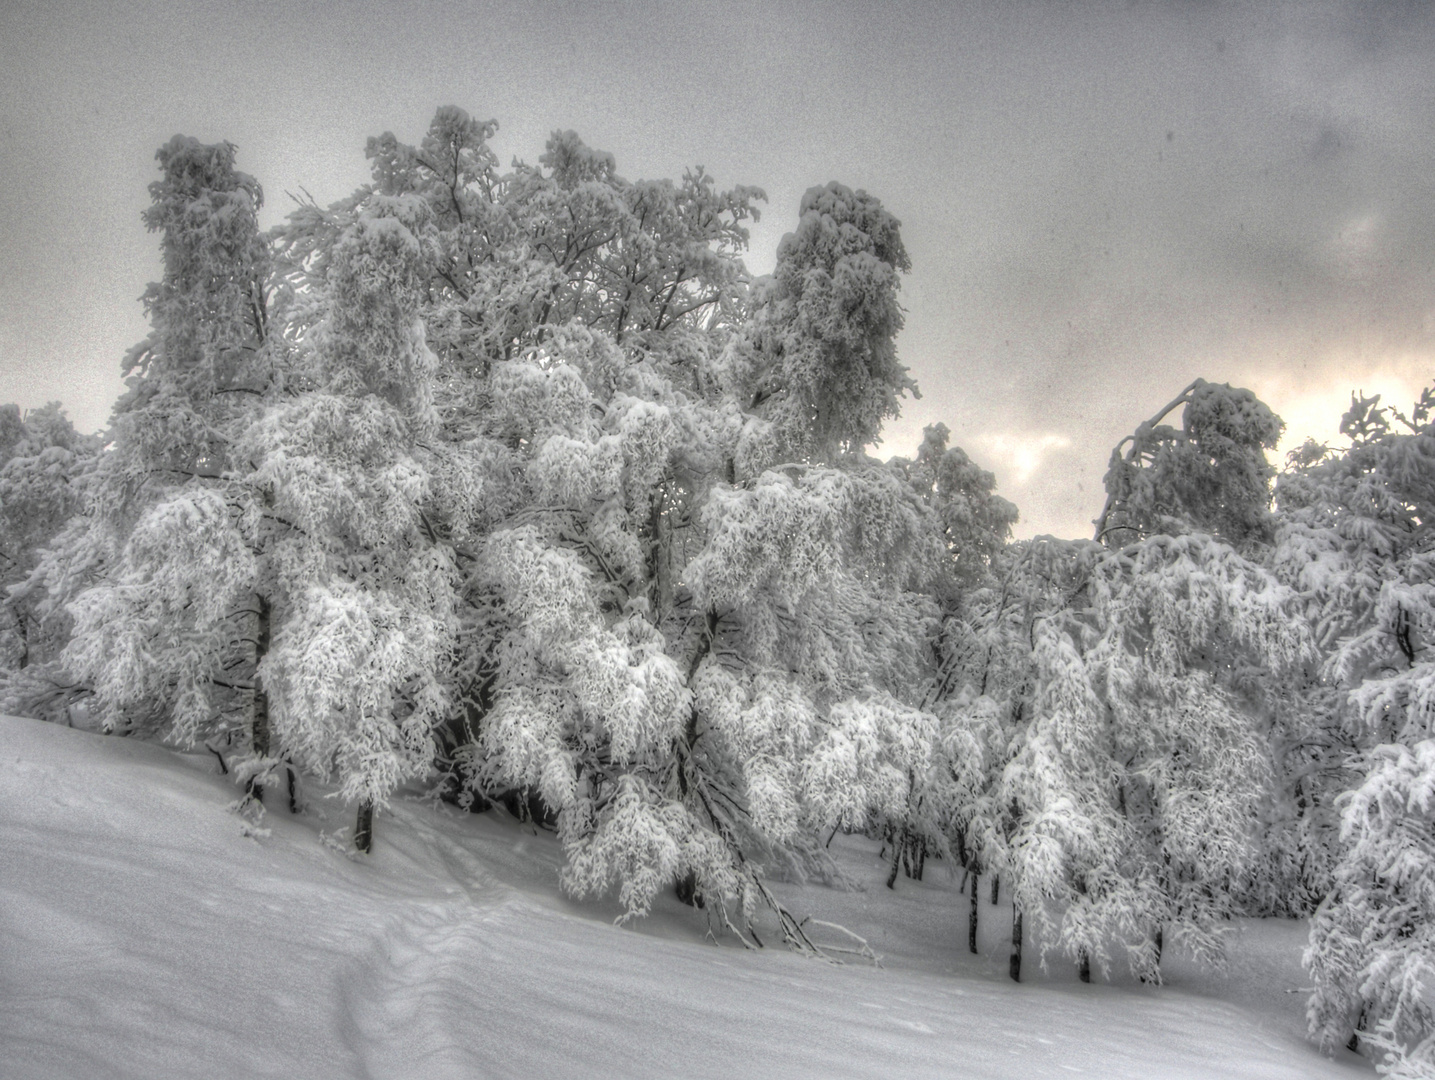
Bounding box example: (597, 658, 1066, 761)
(0, 109, 1429, 1077)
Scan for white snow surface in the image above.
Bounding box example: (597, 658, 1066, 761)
(0, 714, 1373, 1079)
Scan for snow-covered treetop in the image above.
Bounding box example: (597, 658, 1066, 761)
(1096, 379, 1283, 550)
(745, 182, 914, 463)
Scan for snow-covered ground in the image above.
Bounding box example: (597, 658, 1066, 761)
(1, 714, 1372, 1079)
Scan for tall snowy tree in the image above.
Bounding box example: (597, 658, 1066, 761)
(938, 381, 1304, 982)
(58, 137, 278, 765)
(250, 190, 458, 849)
(1275, 390, 1435, 1073)
(879, 423, 1018, 895)
(741, 182, 915, 463)
(44, 136, 458, 851)
(303, 110, 963, 944)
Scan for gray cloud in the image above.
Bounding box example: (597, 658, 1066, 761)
(3, 0, 1433, 538)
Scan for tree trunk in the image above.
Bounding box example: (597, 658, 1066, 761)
(247, 594, 272, 805)
(355, 799, 375, 854)
(675, 870, 704, 909)
(968, 869, 980, 954)
(1348, 1006, 1367, 1052)
(1141, 925, 1164, 984)
(1009, 904, 1023, 982)
(644, 484, 667, 614)
(990, 874, 999, 905)
(286, 763, 298, 815)
(1078, 949, 1091, 984)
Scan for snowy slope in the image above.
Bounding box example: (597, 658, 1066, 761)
(0, 715, 1372, 1079)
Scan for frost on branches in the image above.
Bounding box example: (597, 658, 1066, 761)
(1278, 391, 1435, 1073)
(0, 403, 99, 719)
(931, 381, 1306, 983)
(57, 137, 276, 755)
(251, 192, 456, 840)
(219, 107, 968, 935)
(11, 110, 1432, 1066)
(37, 136, 458, 846)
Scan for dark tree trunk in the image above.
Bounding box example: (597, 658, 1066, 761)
(15, 610, 28, 670)
(968, 869, 980, 954)
(675, 870, 704, 909)
(1079, 949, 1091, 984)
(286, 763, 298, 815)
(1009, 904, 1023, 982)
(1348, 1006, 1367, 1052)
(990, 875, 999, 905)
(1141, 925, 1164, 984)
(247, 594, 272, 805)
(887, 828, 904, 889)
(644, 484, 668, 613)
(355, 799, 375, 854)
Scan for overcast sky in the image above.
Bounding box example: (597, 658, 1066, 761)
(3, 0, 1433, 538)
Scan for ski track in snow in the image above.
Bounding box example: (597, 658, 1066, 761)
(0, 716, 1373, 1079)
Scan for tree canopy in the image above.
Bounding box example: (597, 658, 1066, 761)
(1, 108, 1429, 1078)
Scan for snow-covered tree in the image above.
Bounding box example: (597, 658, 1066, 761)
(40, 136, 458, 851)
(456, 262, 941, 943)
(57, 137, 277, 762)
(878, 424, 1017, 893)
(353, 109, 764, 370)
(1275, 390, 1435, 1071)
(1094, 378, 1282, 551)
(302, 109, 962, 943)
(0, 403, 99, 719)
(250, 191, 458, 849)
(741, 182, 914, 463)
(936, 382, 1305, 982)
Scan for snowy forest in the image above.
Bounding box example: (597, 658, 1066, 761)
(1, 108, 1431, 1077)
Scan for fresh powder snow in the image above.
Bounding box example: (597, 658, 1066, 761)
(0, 714, 1371, 1080)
